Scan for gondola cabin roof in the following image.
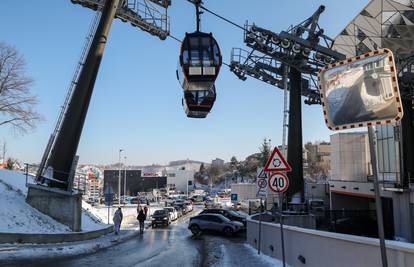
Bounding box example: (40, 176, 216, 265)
(179, 31, 222, 84)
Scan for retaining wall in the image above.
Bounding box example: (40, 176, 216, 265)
(247, 217, 414, 267)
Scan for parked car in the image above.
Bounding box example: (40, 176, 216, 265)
(200, 208, 246, 227)
(188, 214, 244, 236)
(184, 201, 193, 212)
(151, 209, 171, 227)
(174, 205, 184, 217)
(164, 207, 178, 221)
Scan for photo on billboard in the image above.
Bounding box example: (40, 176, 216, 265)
(318, 49, 403, 130)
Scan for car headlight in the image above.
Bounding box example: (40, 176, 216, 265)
(163, 217, 168, 220)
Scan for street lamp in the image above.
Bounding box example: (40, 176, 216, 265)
(118, 149, 123, 205)
(124, 156, 127, 203)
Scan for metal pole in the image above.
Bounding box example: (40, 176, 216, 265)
(258, 197, 263, 254)
(118, 149, 123, 205)
(107, 206, 110, 224)
(124, 159, 126, 202)
(44, 0, 121, 189)
(279, 192, 286, 267)
(368, 125, 388, 267)
(25, 163, 29, 187)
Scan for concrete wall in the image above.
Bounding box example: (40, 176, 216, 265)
(26, 184, 82, 231)
(0, 225, 113, 244)
(247, 218, 414, 267)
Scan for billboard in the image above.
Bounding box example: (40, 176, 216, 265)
(318, 49, 403, 130)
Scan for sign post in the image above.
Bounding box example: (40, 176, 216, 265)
(104, 186, 115, 224)
(263, 147, 291, 267)
(268, 172, 289, 267)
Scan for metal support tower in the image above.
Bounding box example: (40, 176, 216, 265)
(46, 0, 121, 188)
(286, 67, 304, 201)
(230, 6, 345, 201)
(37, 0, 170, 189)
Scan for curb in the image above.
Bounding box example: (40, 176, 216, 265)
(0, 229, 140, 264)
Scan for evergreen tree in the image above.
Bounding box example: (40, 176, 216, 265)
(259, 138, 272, 167)
(230, 156, 238, 170)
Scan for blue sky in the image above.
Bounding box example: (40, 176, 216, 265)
(0, 0, 367, 165)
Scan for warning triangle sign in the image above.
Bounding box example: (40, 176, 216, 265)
(263, 146, 292, 172)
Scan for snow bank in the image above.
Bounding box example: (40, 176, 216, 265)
(0, 169, 107, 233)
(243, 243, 290, 267)
(0, 181, 70, 233)
(0, 169, 33, 195)
(0, 229, 139, 263)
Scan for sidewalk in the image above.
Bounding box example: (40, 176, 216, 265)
(0, 226, 140, 264)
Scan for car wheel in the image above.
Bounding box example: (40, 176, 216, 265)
(223, 227, 234, 237)
(190, 225, 201, 236)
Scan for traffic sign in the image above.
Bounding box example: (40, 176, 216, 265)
(231, 193, 238, 203)
(257, 168, 268, 179)
(257, 179, 267, 189)
(256, 168, 268, 197)
(104, 185, 115, 206)
(268, 172, 289, 193)
(264, 146, 292, 172)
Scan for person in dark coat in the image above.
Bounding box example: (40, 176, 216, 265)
(137, 208, 146, 234)
(144, 206, 149, 217)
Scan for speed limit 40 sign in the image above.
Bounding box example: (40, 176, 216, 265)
(268, 172, 289, 193)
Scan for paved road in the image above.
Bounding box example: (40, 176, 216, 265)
(3, 209, 279, 267)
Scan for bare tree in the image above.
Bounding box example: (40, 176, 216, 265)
(0, 43, 41, 133)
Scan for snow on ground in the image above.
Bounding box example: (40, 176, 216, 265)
(0, 229, 140, 264)
(243, 243, 290, 267)
(0, 169, 107, 233)
(204, 233, 287, 267)
(0, 180, 70, 233)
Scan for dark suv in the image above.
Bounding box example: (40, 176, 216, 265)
(151, 209, 170, 227)
(200, 208, 246, 227)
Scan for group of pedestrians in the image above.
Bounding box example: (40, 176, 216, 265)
(112, 205, 149, 235)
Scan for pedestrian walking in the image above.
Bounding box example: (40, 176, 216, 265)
(144, 205, 148, 217)
(137, 208, 146, 234)
(113, 207, 123, 235)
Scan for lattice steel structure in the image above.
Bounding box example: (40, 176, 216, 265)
(229, 6, 345, 202)
(230, 6, 345, 105)
(71, 0, 170, 39)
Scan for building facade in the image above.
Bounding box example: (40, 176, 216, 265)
(166, 169, 195, 194)
(103, 169, 166, 197)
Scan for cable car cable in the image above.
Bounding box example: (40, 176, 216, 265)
(168, 33, 230, 67)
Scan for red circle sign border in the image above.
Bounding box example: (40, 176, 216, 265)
(268, 172, 289, 193)
(258, 178, 267, 188)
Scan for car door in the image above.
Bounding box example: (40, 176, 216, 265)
(209, 215, 224, 231)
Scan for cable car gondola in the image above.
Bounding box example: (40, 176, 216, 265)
(177, 0, 222, 118)
(182, 84, 217, 118)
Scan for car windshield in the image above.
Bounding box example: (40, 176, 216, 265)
(227, 210, 242, 217)
(154, 210, 166, 215)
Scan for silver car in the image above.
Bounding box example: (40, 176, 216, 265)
(188, 214, 244, 236)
